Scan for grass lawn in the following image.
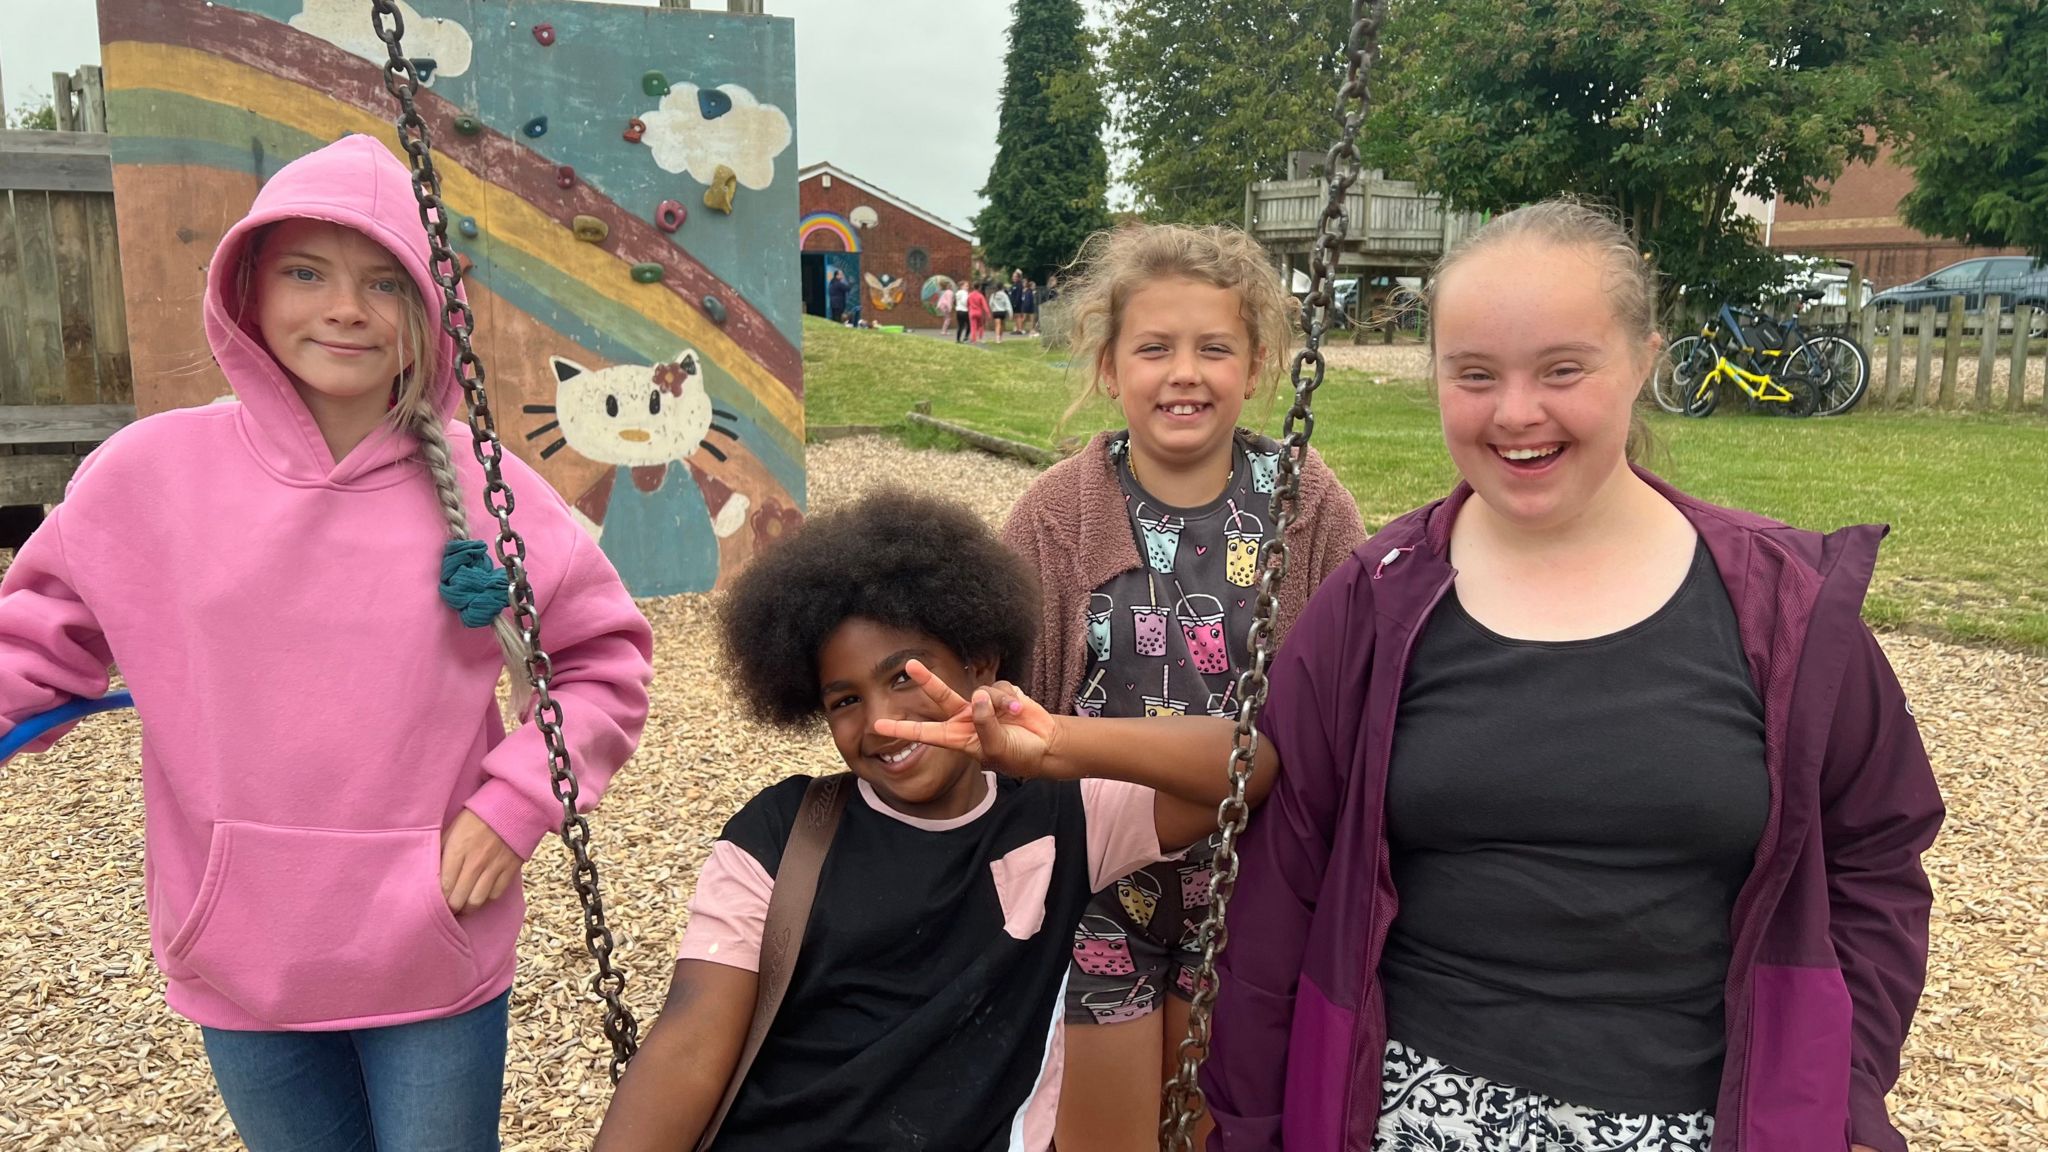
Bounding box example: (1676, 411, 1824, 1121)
(804, 318, 2048, 650)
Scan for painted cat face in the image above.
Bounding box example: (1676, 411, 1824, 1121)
(536, 351, 735, 468)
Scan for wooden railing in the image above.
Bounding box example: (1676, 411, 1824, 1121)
(1246, 175, 1483, 265)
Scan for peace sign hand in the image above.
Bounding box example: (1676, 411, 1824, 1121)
(872, 661, 1065, 779)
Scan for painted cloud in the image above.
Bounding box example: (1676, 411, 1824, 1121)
(289, 0, 473, 84)
(641, 83, 792, 190)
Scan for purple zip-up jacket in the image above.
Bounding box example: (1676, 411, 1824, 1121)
(1203, 470, 1943, 1152)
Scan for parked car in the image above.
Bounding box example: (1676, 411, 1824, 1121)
(1869, 256, 2048, 336)
(1780, 256, 1874, 310)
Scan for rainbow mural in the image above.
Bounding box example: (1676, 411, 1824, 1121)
(798, 211, 859, 252)
(98, 0, 805, 596)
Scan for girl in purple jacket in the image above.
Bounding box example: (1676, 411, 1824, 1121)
(887, 200, 1941, 1152)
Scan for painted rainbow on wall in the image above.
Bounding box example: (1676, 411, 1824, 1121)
(798, 212, 859, 252)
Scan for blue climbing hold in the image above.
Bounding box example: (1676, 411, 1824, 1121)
(523, 115, 549, 139)
(458, 217, 479, 239)
(698, 87, 732, 120)
(440, 539, 511, 627)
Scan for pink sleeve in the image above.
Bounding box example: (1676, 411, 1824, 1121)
(1080, 779, 1165, 891)
(0, 512, 114, 754)
(677, 840, 775, 972)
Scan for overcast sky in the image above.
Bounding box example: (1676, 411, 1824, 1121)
(0, 0, 1084, 230)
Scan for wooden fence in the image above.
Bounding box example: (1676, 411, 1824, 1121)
(0, 66, 133, 510)
(1670, 279, 2043, 415)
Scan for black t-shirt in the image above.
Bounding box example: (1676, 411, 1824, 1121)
(1379, 540, 1768, 1114)
(688, 774, 1161, 1151)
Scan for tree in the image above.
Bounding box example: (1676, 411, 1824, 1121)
(6, 94, 57, 131)
(976, 0, 1112, 280)
(1102, 0, 1357, 225)
(1899, 0, 2047, 257)
(1375, 0, 1949, 304)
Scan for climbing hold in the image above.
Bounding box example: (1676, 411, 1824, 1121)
(572, 215, 609, 244)
(523, 115, 548, 139)
(410, 58, 438, 82)
(698, 87, 733, 120)
(701, 294, 728, 325)
(622, 118, 646, 144)
(456, 252, 475, 275)
(556, 165, 575, 189)
(453, 115, 482, 136)
(631, 263, 666, 284)
(457, 217, 479, 239)
(532, 23, 555, 46)
(703, 165, 738, 214)
(655, 199, 687, 233)
(643, 70, 670, 98)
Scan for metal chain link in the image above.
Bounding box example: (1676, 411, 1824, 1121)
(1159, 2, 1388, 1145)
(370, 0, 639, 1083)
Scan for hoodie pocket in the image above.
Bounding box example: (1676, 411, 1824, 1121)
(168, 821, 479, 1026)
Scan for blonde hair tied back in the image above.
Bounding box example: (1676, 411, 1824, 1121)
(1057, 223, 1299, 432)
(1425, 198, 1661, 464)
(395, 287, 535, 712)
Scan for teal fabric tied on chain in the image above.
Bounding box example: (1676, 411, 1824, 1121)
(440, 539, 512, 627)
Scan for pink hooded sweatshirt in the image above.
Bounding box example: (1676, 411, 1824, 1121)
(0, 135, 654, 1031)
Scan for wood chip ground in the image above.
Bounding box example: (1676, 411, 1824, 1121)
(0, 438, 2038, 1148)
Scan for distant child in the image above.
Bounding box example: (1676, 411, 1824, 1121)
(0, 135, 653, 1149)
(968, 281, 992, 343)
(955, 279, 973, 343)
(938, 284, 956, 334)
(990, 282, 1014, 342)
(1001, 222, 1367, 1151)
(593, 492, 1277, 1151)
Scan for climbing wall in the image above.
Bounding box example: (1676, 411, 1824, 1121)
(98, 0, 804, 595)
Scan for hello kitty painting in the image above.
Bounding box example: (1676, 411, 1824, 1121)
(525, 349, 748, 595)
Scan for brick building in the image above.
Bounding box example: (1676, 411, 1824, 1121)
(1768, 142, 2024, 289)
(797, 163, 975, 329)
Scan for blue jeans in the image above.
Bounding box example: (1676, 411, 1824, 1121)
(201, 990, 509, 1152)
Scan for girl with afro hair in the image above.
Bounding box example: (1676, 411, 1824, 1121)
(595, 490, 1277, 1152)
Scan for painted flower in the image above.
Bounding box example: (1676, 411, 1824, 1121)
(751, 498, 804, 549)
(652, 360, 690, 395)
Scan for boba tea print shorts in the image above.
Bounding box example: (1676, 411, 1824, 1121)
(1065, 831, 1225, 1024)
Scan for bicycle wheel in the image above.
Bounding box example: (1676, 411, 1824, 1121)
(1805, 335, 1869, 416)
(1779, 344, 1827, 418)
(1652, 336, 1700, 413)
(1678, 341, 1721, 417)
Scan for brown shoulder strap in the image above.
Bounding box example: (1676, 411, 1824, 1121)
(696, 772, 852, 1151)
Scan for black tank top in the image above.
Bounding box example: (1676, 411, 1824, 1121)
(1379, 539, 1768, 1114)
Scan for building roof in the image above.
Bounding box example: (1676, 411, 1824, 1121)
(798, 162, 976, 244)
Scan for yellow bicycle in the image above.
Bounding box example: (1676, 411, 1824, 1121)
(1666, 303, 1822, 418)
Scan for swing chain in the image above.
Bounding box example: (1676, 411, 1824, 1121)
(1159, 2, 1388, 1146)
(370, 0, 640, 1083)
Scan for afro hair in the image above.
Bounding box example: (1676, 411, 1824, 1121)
(717, 490, 1041, 727)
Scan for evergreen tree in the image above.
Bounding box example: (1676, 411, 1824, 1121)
(976, 0, 1111, 280)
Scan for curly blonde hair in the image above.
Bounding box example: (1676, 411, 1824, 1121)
(1058, 223, 1299, 428)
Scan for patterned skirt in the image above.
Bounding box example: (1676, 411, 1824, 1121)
(1374, 1039, 1715, 1152)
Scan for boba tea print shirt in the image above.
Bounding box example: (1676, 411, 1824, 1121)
(1079, 431, 1283, 721)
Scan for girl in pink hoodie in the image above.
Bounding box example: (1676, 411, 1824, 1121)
(0, 136, 653, 1149)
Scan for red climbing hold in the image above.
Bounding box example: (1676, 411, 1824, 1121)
(532, 23, 555, 46)
(557, 165, 576, 189)
(623, 118, 646, 144)
(656, 200, 687, 233)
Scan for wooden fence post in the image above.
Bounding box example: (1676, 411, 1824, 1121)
(1976, 296, 2002, 410)
(73, 66, 106, 134)
(2011, 308, 2036, 413)
(50, 71, 76, 131)
(1884, 304, 1905, 407)
(1939, 294, 1966, 405)
(1913, 303, 1936, 406)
